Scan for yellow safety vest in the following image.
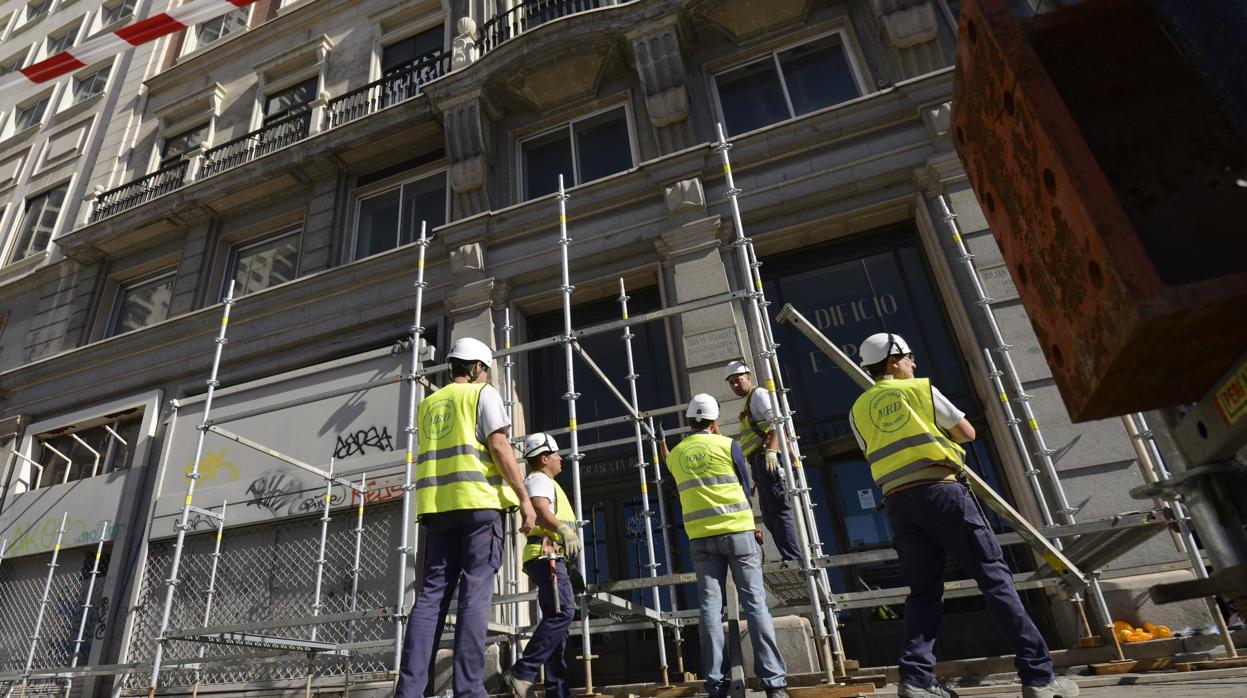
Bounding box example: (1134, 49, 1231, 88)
(522, 473, 575, 563)
(415, 382, 519, 516)
(850, 377, 965, 494)
(737, 387, 771, 458)
(667, 433, 754, 539)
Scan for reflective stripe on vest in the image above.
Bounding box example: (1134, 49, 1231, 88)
(667, 432, 754, 539)
(522, 474, 574, 563)
(737, 387, 770, 458)
(415, 382, 519, 516)
(850, 377, 965, 493)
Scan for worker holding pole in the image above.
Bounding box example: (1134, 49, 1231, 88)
(504, 432, 582, 698)
(849, 332, 1078, 698)
(724, 360, 802, 561)
(396, 337, 536, 698)
(665, 394, 789, 698)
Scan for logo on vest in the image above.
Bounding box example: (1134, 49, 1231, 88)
(421, 399, 456, 440)
(682, 443, 713, 477)
(868, 389, 910, 433)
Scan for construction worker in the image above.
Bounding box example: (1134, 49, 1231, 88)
(666, 394, 788, 698)
(503, 433, 582, 698)
(724, 360, 801, 561)
(396, 337, 536, 698)
(849, 333, 1078, 698)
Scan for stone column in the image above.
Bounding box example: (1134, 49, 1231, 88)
(627, 17, 695, 155)
(440, 91, 496, 220)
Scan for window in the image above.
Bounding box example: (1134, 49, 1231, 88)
(9, 183, 67, 264)
(46, 25, 79, 56)
(228, 229, 301, 296)
(713, 32, 863, 136)
(520, 107, 633, 200)
(32, 414, 143, 488)
(263, 77, 317, 124)
(25, 0, 52, 24)
(159, 123, 210, 168)
(0, 51, 25, 77)
(381, 25, 443, 73)
(72, 63, 110, 102)
(379, 25, 445, 103)
(354, 172, 446, 259)
(186, 5, 249, 53)
(100, 0, 136, 26)
(13, 93, 50, 131)
(110, 271, 175, 335)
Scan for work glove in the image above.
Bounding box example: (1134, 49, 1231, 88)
(557, 523, 583, 558)
(765, 449, 781, 474)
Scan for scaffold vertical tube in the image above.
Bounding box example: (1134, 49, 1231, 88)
(556, 176, 596, 694)
(64, 521, 109, 698)
(713, 124, 838, 683)
(982, 350, 1056, 530)
(933, 195, 1120, 659)
(646, 417, 686, 675)
(618, 278, 671, 685)
(1126, 413, 1238, 657)
(396, 223, 429, 672)
(501, 307, 521, 661)
(18, 511, 69, 698)
(738, 227, 847, 677)
(148, 282, 236, 697)
(191, 502, 228, 698)
(345, 475, 367, 696)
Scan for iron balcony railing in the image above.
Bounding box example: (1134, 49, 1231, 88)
(478, 0, 607, 55)
(326, 50, 451, 128)
(90, 160, 189, 223)
(200, 109, 313, 178)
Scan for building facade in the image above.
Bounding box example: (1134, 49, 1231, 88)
(0, 0, 1212, 695)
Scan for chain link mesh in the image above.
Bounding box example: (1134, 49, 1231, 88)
(0, 547, 111, 696)
(124, 501, 400, 690)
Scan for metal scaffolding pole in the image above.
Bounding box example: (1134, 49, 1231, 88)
(556, 176, 597, 695)
(933, 195, 1122, 659)
(344, 474, 367, 697)
(148, 281, 237, 698)
(618, 278, 671, 686)
(305, 459, 337, 697)
(713, 124, 839, 683)
(646, 417, 686, 676)
(16, 511, 69, 698)
(395, 223, 429, 673)
(1125, 413, 1238, 658)
(64, 521, 109, 698)
(190, 503, 228, 698)
(500, 307, 521, 662)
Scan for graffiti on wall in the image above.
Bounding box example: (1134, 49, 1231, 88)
(2, 517, 126, 556)
(244, 471, 303, 515)
(185, 448, 239, 482)
(333, 425, 395, 459)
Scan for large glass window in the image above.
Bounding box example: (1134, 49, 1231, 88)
(9, 183, 67, 263)
(72, 63, 111, 102)
(381, 26, 444, 73)
(188, 5, 249, 53)
(110, 271, 175, 335)
(0, 51, 26, 76)
(45, 24, 78, 56)
(264, 77, 318, 124)
(25, 0, 51, 23)
(521, 107, 633, 200)
(354, 172, 446, 260)
(13, 92, 51, 131)
(228, 229, 301, 296)
(100, 0, 137, 26)
(32, 414, 143, 489)
(159, 123, 210, 168)
(714, 32, 863, 135)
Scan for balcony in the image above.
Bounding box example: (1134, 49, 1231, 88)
(327, 50, 450, 129)
(91, 161, 189, 222)
(477, 0, 610, 55)
(200, 110, 313, 178)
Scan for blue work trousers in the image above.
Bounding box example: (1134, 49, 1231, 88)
(885, 482, 1054, 688)
(690, 531, 788, 696)
(749, 449, 802, 561)
(396, 509, 503, 698)
(511, 557, 577, 698)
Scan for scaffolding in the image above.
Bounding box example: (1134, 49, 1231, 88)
(0, 129, 1206, 697)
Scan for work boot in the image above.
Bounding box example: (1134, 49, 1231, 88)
(765, 688, 789, 698)
(898, 683, 958, 698)
(502, 669, 533, 698)
(1022, 676, 1080, 698)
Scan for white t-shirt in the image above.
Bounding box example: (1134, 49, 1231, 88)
(524, 471, 558, 513)
(849, 383, 965, 452)
(475, 384, 511, 444)
(748, 388, 777, 428)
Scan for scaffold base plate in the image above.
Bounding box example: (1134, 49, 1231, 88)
(1088, 658, 1173, 675)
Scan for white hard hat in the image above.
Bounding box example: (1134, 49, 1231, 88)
(521, 433, 559, 459)
(859, 332, 912, 367)
(724, 360, 751, 381)
(447, 337, 493, 364)
(686, 393, 720, 420)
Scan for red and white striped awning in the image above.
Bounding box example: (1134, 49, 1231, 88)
(0, 0, 260, 101)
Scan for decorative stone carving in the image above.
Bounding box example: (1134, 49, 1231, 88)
(868, 1, 945, 79)
(629, 19, 695, 153)
(876, 1, 938, 49)
(689, 0, 811, 44)
(452, 17, 478, 69)
(926, 101, 952, 137)
(449, 154, 486, 194)
(451, 242, 486, 276)
(665, 178, 706, 216)
(505, 49, 612, 112)
(441, 93, 495, 218)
